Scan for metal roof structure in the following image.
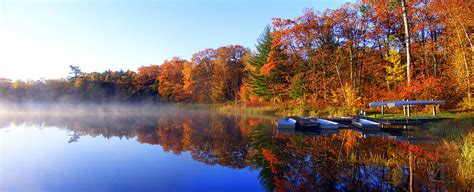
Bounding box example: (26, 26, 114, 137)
(368, 100, 445, 108)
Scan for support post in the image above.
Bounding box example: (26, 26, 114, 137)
(381, 100, 384, 116)
(407, 104, 411, 117)
(406, 99, 411, 117)
(432, 99, 437, 116)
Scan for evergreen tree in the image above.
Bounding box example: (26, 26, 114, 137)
(246, 26, 274, 100)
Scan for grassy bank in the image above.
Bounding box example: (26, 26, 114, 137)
(218, 104, 357, 117)
(425, 114, 474, 184)
(418, 113, 474, 141)
(218, 102, 474, 119)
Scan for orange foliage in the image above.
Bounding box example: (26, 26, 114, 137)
(399, 75, 442, 100)
(262, 148, 279, 174)
(158, 57, 186, 101)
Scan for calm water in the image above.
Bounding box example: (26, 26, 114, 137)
(0, 105, 473, 191)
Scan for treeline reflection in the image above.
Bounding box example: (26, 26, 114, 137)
(1, 111, 472, 191)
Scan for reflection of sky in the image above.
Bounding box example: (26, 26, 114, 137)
(0, 125, 262, 191)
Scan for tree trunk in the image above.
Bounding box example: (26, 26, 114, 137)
(457, 17, 473, 100)
(401, 0, 412, 85)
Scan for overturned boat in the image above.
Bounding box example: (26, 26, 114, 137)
(310, 118, 345, 130)
(277, 117, 343, 130)
(277, 116, 319, 130)
(277, 117, 297, 129)
(352, 118, 381, 130)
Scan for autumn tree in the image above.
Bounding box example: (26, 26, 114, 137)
(158, 57, 187, 101)
(211, 45, 248, 102)
(384, 48, 406, 89)
(68, 65, 82, 81)
(433, 0, 473, 107)
(189, 48, 217, 103)
(135, 65, 160, 97)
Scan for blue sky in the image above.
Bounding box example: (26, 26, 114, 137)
(0, 0, 350, 80)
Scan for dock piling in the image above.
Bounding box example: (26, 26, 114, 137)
(432, 99, 437, 116)
(381, 100, 384, 116)
(406, 99, 411, 117)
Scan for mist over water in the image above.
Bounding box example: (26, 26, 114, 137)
(0, 102, 183, 117)
(1, 102, 473, 191)
(0, 103, 267, 191)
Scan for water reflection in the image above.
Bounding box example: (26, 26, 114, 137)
(0, 109, 472, 191)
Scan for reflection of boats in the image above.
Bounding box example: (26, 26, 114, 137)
(276, 128, 295, 134)
(276, 128, 339, 136)
(318, 129, 339, 135)
(352, 118, 381, 130)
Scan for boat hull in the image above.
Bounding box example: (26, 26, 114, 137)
(311, 118, 342, 130)
(352, 118, 381, 130)
(277, 118, 297, 129)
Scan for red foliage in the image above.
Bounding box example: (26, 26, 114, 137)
(398, 142, 439, 161)
(399, 75, 442, 100)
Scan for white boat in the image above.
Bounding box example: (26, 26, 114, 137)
(310, 118, 342, 129)
(352, 118, 381, 130)
(277, 117, 297, 129)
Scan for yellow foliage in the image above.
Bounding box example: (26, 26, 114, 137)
(330, 83, 361, 107)
(182, 62, 194, 95)
(384, 47, 406, 88)
(459, 97, 474, 110)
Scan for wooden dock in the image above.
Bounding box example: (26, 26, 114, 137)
(366, 117, 450, 125)
(327, 116, 450, 126)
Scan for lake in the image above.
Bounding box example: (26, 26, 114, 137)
(0, 104, 473, 191)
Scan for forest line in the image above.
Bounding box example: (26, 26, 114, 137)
(0, 1, 472, 110)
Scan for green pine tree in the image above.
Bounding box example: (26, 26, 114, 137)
(246, 26, 274, 100)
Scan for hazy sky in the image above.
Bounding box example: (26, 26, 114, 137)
(0, 0, 350, 80)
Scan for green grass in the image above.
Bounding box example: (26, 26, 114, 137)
(219, 105, 280, 116)
(218, 104, 357, 118)
(410, 113, 474, 142)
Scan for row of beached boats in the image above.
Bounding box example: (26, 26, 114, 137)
(277, 116, 381, 131)
(276, 100, 447, 132)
